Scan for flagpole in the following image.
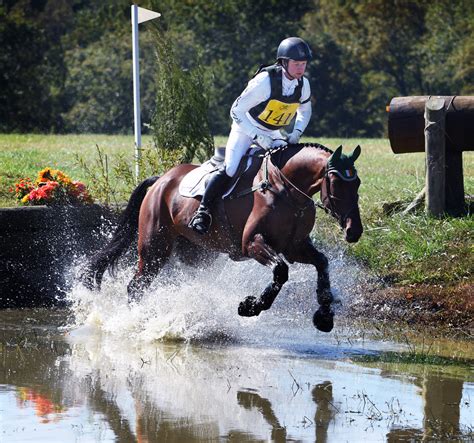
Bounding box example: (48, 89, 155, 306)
(131, 4, 141, 182)
(131, 5, 161, 182)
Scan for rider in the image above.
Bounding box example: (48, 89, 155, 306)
(189, 37, 313, 235)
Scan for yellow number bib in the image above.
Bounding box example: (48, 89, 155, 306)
(257, 100, 299, 127)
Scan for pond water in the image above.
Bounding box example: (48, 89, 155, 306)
(1, 258, 473, 442)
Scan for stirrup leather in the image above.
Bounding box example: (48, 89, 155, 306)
(189, 208, 213, 234)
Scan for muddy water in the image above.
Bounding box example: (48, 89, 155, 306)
(1, 258, 473, 442)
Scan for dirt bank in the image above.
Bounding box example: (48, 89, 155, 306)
(349, 281, 474, 337)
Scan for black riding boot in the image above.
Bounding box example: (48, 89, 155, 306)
(189, 169, 231, 235)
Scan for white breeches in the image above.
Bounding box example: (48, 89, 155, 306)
(224, 124, 285, 177)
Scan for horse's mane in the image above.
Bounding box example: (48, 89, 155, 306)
(272, 142, 333, 169)
(297, 142, 334, 154)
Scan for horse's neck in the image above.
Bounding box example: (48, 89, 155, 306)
(277, 146, 329, 197)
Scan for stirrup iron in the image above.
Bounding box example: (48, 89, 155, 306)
(189, 208, 212, 235)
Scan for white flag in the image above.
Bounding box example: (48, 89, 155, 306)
(137, 6, 161, 24)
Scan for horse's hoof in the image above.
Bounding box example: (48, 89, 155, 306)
(238, 296, 262, 317)
(313, 307, 334, 332)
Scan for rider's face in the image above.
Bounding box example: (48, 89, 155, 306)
(286, 60, 307, 79)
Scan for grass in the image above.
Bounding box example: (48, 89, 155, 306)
(0, 134, 156, 205)
(307, 137, 473, 287)
(353, 351, 473, 369)
(0, 133, 472, 286)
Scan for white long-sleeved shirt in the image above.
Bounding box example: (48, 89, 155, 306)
(230, 69, 312, 138)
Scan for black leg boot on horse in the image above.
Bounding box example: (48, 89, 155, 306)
(189, 168, 231, 235)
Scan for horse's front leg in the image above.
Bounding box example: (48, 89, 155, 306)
(285, 237, 334, 332)
(239, 234, 288, 317)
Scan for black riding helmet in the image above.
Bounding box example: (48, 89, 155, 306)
(277, 37, 312, 62)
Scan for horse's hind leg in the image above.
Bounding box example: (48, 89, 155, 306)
(238, 234, 289, 317)
(127, 232, 174, 303)
(285, 237, 334, 332)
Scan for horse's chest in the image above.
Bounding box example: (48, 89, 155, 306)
(260, 198, 315, 246)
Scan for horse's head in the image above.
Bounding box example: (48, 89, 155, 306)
(321, 145, 363, 243)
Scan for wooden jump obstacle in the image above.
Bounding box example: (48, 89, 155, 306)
(387, 96, 474, 216)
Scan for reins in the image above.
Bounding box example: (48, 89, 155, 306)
(226, 142, 334, 218)
(225, 142, 360, 226)
(225, 143, 288, 200)
(277, 163, 352, 222)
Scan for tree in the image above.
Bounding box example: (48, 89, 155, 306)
(0, 0, 72, 132)
(151, 25, 214, 165)
(61, 31, 156, 133)
(61, 0, 157, 133)
(302, 15, 378, 136)
(151, 0, 313, 134)
(420, 0, 474, 95)
(305, 0, 429, 136)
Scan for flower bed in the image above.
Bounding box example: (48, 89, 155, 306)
(13, 168, 93, 206)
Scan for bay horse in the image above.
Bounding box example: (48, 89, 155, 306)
(82, 143, 363, 333)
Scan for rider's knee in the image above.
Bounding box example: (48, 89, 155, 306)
(224, 163, 237, 178)
(216, 167, 230, 177)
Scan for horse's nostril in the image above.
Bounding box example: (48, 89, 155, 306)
(345, 226, 361, 243)
(347, 232, 361, 243)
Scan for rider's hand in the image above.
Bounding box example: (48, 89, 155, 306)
(272, 138, 288, 148)
(287, 129, 302, 144)
(253, 133, 273, 150)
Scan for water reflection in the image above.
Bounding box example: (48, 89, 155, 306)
(312, 381, 336, 442)
(15, 387, 66, 423)
(0, 309, 473, 442)
(237, 390, 287, 441)
(422, 376, 464, 441)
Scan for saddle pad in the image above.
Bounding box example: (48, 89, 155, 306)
(179, 160, 218, 197)
(179, 147, 261, 198)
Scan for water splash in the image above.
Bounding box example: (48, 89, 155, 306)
(67, 243, 379, 349)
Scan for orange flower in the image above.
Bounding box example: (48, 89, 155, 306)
(14, 168, 93, 206)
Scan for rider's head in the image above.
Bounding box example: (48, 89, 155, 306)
(276, 37, 312, 80)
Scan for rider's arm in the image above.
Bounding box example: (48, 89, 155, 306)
(293, 78, 312, 134)
(229, 72, 271, 139)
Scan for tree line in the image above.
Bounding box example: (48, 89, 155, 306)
(1, 0, 472, 137)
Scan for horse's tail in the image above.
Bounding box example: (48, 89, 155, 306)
(82, 175, 160, 290)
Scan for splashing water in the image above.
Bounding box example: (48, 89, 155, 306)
(67, 244, 378, 351)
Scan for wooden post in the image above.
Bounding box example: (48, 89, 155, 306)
(424, 97, 446, 217)
(445, 150, 465, 216)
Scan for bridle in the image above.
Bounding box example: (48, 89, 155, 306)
(277, 163, 359, 227)
(319, 168, 360, 227)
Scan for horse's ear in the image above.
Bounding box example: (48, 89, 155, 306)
(350, 145, 361, 162)
(331, 145, 343, 162)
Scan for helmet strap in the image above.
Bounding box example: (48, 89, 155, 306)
(277, 59, 296, 80)
(282, 64, 295, 80)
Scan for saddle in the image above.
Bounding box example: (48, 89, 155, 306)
(179, 146, 265, 199)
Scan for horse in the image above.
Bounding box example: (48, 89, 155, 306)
(82, 143, 363, 333)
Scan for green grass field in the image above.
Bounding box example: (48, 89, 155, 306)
(0, 133, 472, 286)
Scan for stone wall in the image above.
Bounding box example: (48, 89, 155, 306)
(0, 205, 117, 308)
